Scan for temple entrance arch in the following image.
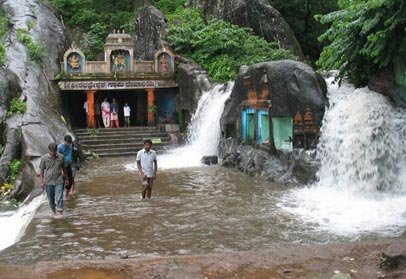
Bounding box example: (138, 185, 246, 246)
(60, 90, 149, 129)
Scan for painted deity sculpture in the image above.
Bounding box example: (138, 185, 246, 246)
(68, 53, 80, 69)
(159, 54, 168, 73)
(112, 52, 126, 72)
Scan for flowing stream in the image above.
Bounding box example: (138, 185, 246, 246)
(158, 82, 234, 168)
(0, 80, 405, 265)
(280, 79, 406, 237)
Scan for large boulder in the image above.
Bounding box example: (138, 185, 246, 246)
(176, 56, 213, 116)
(134, 6, 168, 60)
(369, 67, 406, 108)
(220, 137, 319, 184)
(219, 60, 326, 183)
(186, 0, 304, 59)
(0, 0, 71, 202)
(220, 60, 327, 135)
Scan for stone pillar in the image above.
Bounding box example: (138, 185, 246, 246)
(146, 88, 155, 126)
(86, 90, 96, 128)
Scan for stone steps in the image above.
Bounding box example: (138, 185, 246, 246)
(75, 127, 174, 157)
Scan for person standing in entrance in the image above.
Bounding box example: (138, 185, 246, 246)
(136, 139, 157, 199)
(94, 99, 101, 128)
(39, 142, 67, 218)
(123, 102, 131, 127)
(58, 135, 75, 197)
(101, 98, 110, 128)
(110, 98, 119, 128)
(83, 101, 88, 127)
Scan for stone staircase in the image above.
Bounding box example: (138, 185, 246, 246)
(74, 127, 174, 157)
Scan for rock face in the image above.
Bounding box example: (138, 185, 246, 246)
(220, 138, 319, 185)
(369, 67, 406, 108)
(176, 56, 213, 116)
(221, 60, 327, 135)
(0, 0, 71, 201)
(134, 6, 168, 60)
(186, 0, 304, 59)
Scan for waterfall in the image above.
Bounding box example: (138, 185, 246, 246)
(158, 82, 233, 169)
(0, 195, 43, 251)
(281, 78, 406, 237)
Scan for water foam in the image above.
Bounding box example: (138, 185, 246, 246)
(158, 82, 233, 169)
(281, 78, 406, 237)
(0, 195, 43, 251)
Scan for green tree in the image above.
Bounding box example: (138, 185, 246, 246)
(7, 96, 27, 117)
(316, 0, 406, 86)
(84, 23, 108, 60)
(50, 0, 135, 58)
(0, 9, 9, 65)
(153, 0, 186, 14)
(168, 8, 297, 81)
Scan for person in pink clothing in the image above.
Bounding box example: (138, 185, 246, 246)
(101, 98, 110, 128)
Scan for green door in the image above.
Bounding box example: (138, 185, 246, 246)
(272, 117, 293, 151)
(247, 113, 255, 141)
(260, 114, 269, 143)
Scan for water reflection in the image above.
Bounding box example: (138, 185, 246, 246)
(0, 157, 397, 265)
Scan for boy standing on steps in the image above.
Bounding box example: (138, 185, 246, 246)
(123, 102, 131, 127)
(39, 143, 67, 218)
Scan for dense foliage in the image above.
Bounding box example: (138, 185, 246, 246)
(268, 0, 338, 64)
(0, 159, 20, 201)
(0, 9, 9, 65)
(316, 0, 406, 86)
(50, 0, 135, 59)
(153, 0, 186, 15)
(6, 96, 27, 118)
(167, 8, 297, 81)
(16, 28, 46, 63)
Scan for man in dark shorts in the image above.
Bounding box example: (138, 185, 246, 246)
(58, 135, 75, 197)
(136, 139, 157, 199)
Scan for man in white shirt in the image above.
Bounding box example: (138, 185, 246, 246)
(123, 102, 131, 127)
(136, 139, 157, 199)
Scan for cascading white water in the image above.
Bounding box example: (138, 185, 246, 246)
(281, 78, 406, 237)
(158, 82, 234, 169)
(0, 195, 43, 251)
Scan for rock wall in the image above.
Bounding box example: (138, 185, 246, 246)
(220, 138, 319, 185)
(134, 6, 168, 60)
(186, 0, 304, 59)
(369, 66, 406, 108)
(176, 56, 213, 115)
(0, 0, 71, 201)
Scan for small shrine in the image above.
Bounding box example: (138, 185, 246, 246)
(238, 69, 321, 152)
(293, 107, 319, 149)
(240, 71, 271, 145)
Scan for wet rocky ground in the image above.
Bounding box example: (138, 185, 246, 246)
(1, 239, 405, 279)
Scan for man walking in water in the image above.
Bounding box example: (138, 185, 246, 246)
(58, 135, 75, 197)
(39, 143, 67, 218)
(136, 139, 157, 199)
